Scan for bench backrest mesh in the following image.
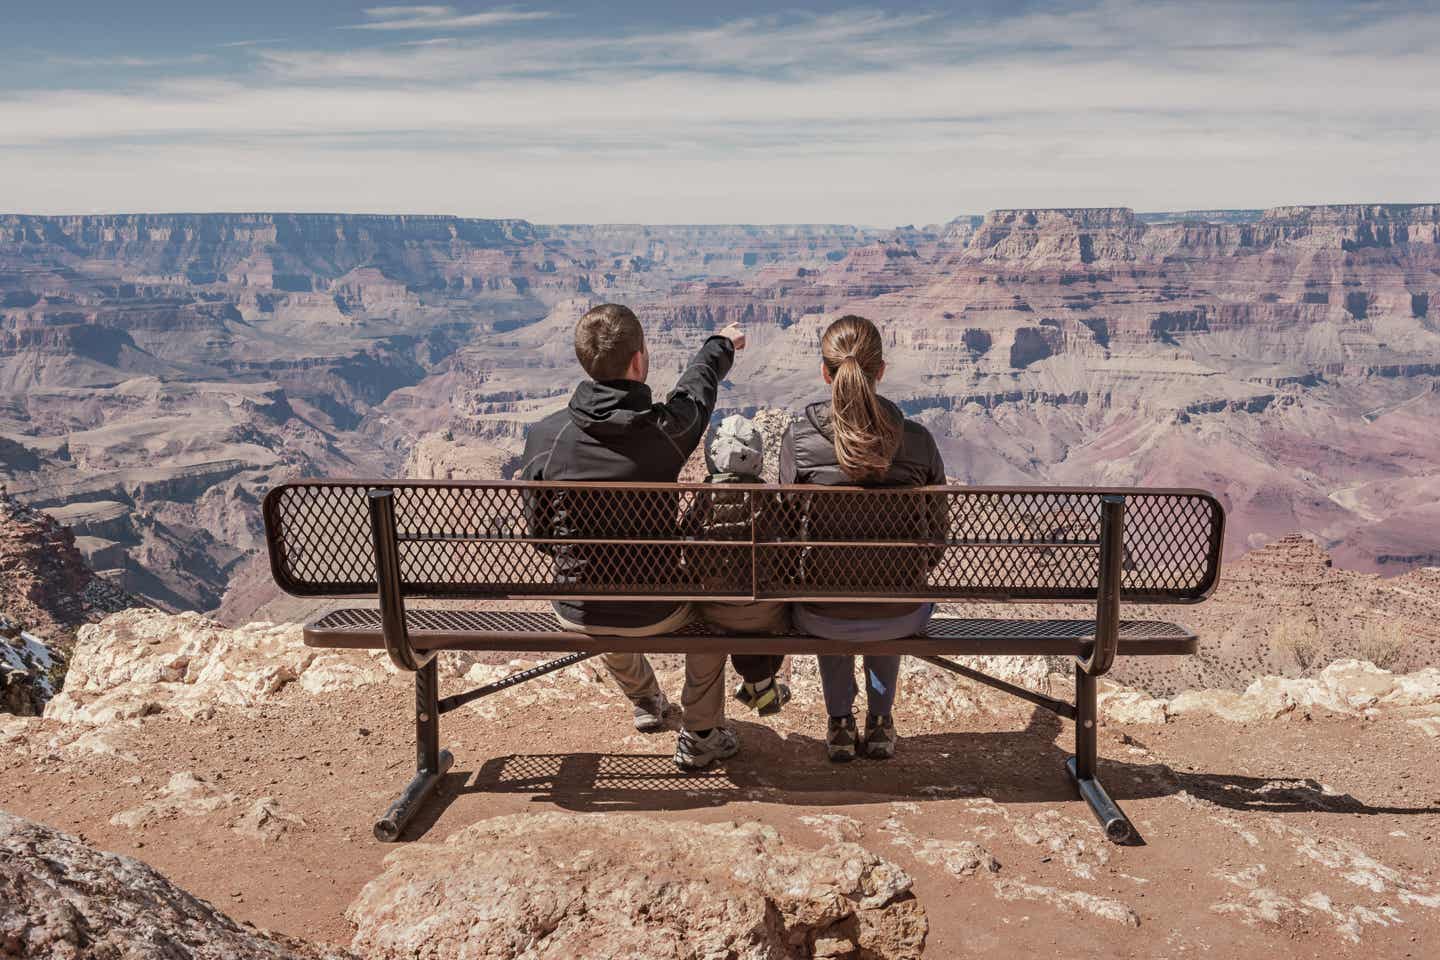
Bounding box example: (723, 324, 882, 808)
(263, 481, 1224, 604)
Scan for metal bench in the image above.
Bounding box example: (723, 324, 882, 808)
(263, 480, 1224, 843)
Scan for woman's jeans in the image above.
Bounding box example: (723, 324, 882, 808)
(795, 603, 934, 718)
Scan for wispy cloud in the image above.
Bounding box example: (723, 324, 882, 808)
(4, 1, 1439, 222)
(256, 10, 949, 83)
(345, 4, 556, 32)
(45, 53, 213, 68)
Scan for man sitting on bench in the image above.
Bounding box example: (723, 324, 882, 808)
(519, 303, 747, 770)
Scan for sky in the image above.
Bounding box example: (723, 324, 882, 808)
(1, 0, 1437, 225)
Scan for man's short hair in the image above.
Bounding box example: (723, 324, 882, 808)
(574, 303, 645, 381)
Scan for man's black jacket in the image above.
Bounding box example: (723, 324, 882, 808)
(519, 335, 735, 629)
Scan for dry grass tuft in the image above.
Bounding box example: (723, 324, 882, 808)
(1354, 620, 1408, 671)
(1270, 615, 1328, 672)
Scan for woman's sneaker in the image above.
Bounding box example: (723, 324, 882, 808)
(733, 677, 792, 716)
(631, 691, 673, 733)
(827, 714, 858, 763)
(863, 713, 896, 759)
(673, 727, 740, 770)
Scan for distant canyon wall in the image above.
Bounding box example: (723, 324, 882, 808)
(1, 205, 1438, 622)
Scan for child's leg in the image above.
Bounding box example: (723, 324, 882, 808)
(731, 654, 777, 684)
(732, 654, 789, 713)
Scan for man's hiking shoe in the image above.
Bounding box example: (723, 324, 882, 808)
(734, 678, 792, 715)
(827, 714, 858, 763)
(631, 691, 673, 733)
(674, 727, 739, 770)
(864, 713, 896, 759)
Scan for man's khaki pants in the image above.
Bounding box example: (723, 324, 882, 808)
(552, 603, 727, 731)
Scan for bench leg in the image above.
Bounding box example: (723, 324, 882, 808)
(374, 659, 454, 842)
(1066, 664, 1134, 843)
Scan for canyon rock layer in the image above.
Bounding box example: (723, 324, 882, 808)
(1, 205, 1438, 622)
(0, 489, 132, 713)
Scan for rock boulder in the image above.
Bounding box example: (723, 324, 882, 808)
(0, 811, 351, 959)
(43, 609, 386, 724)
(347, 812, 927, 960)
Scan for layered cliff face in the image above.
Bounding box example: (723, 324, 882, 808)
(0, 215, 885, 613)
(432, 203, 1439, 579)
(966, 207, 1152, 264)
(539, 222, 882, 277)
(3, 206, 1439, 619)
(0, 214, 542, 608)
(0, 490, 131, 644)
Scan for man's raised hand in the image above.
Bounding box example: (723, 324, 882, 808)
(718, 323, 747, 351)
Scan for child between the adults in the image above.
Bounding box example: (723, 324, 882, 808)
(690, 414, 790, 715)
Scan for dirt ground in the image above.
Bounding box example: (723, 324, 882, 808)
(3, 659, 1438, 958)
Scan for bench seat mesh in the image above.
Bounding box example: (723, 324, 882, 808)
(303, 608, 1197, 656)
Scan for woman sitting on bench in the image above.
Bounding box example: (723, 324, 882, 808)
(779, 315, 948, 763)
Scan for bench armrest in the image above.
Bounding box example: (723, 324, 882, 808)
(1078, 495, 1123, 677)
(370, 489, 435, 672)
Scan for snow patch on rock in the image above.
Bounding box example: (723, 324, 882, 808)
(1, 619, 61, 715)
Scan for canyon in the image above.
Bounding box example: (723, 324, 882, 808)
(1, 205, 1438, 626)
(3, 205, 1440, 958)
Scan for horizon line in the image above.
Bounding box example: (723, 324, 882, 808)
(4, 202, 1438, 231)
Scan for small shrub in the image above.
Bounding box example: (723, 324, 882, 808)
(1354, 621, 1408, 671)
(45, 649, 70, 698)
(1271, 616, 1327, 672)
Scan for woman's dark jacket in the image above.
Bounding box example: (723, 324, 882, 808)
(778, 396, 948, 620)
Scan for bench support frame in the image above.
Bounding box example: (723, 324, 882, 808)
(918, 660, 1135, 843)
(1067, 665, 1131, 842)
(363, 489, 1140, 844)
(374, 659, 455, 842)
(928, 496, 1135, 843)
(437, 651, 597, 714)
(1068, 495, 1134, 842)
(370, 490, 453, 841)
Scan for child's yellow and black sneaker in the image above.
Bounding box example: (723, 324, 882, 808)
(733, 676, 791, 716)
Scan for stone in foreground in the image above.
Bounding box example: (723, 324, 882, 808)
(348, 812, 927, 960)
(0, 811, 350, 959)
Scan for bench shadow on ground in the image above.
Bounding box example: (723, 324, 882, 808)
(403, 708, 1440, 835)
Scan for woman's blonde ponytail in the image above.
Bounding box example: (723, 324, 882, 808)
(821, 315, 901, 481)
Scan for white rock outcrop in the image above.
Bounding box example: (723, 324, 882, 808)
(109, 771, 240, 830)
(43, 610, 386, 724)
(1085, 660, 1440, 730)
(1097, 684, 1170, 724)
(1168, 660, 1440, 725)
(347, 812, 928, 960)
